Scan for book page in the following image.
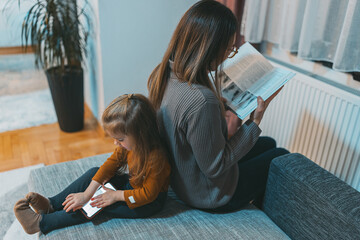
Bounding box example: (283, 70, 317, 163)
(221, 75, 257, 116)
(227, 68, 295, 119)
(248, 68, 295, 100)
(222, 42, 273, 92)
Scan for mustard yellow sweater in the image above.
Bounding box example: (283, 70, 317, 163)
(92, 147, 170, 209)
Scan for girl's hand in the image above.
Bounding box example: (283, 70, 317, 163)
(250, 87, 283, 125)
(62, 192, 90, 212)
(90, 185, 119, 208)
(225, 110, 242, 138)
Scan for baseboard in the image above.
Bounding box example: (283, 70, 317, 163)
(0, 46, 35, 55)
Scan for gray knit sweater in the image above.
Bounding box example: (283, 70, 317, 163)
(157, 69, 262, 209)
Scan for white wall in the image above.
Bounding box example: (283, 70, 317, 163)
(1, 0, 200, 120)
(95, 0, 199, 117)
(0, 1, 35, 47)
(83, 0, 103, 119)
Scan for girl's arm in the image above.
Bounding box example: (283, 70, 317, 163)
(122, 153, 171, 209)
(91, 151, 170, 209)
(62, 148, 124, 212)
(91, 173, 166, 209)
(84, 180, 101, 198)
(89, 188, 125, 208)
(92, 147, 127, 184)
(62, 180, 101, 212)
(62, 147, 127, 212)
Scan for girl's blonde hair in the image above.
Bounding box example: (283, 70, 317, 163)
(148, 0, 237, 111)
(102, 94, 166, 186)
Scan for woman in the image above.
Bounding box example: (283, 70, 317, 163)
(148, 0, 288, 212)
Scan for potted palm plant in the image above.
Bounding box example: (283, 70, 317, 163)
(19, 0, 91, 132)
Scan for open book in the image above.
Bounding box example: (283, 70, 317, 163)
(221, 42, 295, 120)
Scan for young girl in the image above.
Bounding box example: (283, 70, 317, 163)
(14, 93, 171, 234)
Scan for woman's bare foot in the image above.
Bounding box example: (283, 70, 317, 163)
(14, 198, 42, 234)
(26, 192, 54, 214)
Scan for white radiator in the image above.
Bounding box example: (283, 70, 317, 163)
(261, 62, 360, 191)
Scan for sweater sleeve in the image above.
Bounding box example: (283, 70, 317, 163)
(92, 147, 126, 184)
(185, 100, 261, 178)
(123, 151, 170, 209)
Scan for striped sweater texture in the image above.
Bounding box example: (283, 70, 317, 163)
(157, 69, 262, 209)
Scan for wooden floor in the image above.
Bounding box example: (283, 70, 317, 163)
(0, 105, 115, 172)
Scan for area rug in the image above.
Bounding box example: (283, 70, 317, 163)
(0, 164, 44, 239)
(0, 54, 48, 96)
(0, 89, 57, 132)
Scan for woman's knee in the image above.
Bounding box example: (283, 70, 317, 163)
(274, 147, 290, 157)
(259, 136, 277, 149)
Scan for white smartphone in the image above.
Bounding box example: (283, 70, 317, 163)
(81, 183, 116, 219)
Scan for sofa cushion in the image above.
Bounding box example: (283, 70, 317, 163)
(28, 153, 290, 240)
(263, 153, 360, 239)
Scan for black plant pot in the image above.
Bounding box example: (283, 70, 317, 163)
(45, 66, 84, 132)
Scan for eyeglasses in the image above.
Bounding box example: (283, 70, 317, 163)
(228, 45, 238, 59)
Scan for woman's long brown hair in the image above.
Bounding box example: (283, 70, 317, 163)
(148, 0, 238, 110)
(102, 94, 167, 186)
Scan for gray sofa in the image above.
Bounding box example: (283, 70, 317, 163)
(28, 153, 360, 239)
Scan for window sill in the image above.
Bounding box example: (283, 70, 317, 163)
(261, 42, 360, 95)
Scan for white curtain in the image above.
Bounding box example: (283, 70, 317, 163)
(241, 0, 360, 72)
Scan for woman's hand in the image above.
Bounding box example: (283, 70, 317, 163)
(225, 110, 242, 138)
(250, 87, 283, 125)
(90, 185, 121, 208)
(62, 192, 90, 212)
(222, 97, 242, 138)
